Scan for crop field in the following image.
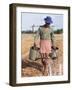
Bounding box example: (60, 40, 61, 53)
(21, 33, 63, 77)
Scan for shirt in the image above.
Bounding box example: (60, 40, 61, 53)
(35, 26, 54, 42)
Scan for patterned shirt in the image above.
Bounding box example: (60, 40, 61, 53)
(35, 26, 54, 42)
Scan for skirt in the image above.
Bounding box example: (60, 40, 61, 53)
(40, 40, 51, 54)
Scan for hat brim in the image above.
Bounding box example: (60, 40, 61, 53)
(44, 20, 53, 24)
(44, 19, 53, 24)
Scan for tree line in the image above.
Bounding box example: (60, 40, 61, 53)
(22, 29, 63, 34)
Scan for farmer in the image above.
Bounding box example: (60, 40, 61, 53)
(34, 16, 55, 75)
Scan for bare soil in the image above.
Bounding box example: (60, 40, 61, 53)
(21, 34, 63, 77)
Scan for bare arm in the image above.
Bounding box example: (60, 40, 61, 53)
(34, 27, 40, 47)
(50, 29, 55, 47)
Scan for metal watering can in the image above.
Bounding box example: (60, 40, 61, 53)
(29, 44, 41, 61)
(49, 46, 59, 60)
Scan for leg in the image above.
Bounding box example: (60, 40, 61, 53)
(41, 53, 48, 76)
(44, 53, 51, 76)
(40, 53, 44, 73)
(45, 53, 53, 76)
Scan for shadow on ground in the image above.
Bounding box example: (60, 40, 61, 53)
(22, 59, 43, 72)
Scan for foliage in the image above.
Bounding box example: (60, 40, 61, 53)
(21, 29, 63, 34)
(54, 29, 63, 34)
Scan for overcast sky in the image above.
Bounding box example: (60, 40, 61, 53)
(21, 12, 63, 31)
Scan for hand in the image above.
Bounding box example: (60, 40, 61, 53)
(34, 42, 36, 47)
(51, 46, 55, 49)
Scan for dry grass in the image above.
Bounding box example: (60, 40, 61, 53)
(21, 33, 63, 77)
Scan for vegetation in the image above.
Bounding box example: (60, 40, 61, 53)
(21, 30, 36, 34)
(21, 29, 63, 34)
(54, 29, 63, 34)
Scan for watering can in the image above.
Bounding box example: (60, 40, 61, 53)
(49, 46, 59, 60)
(29, 44, 41, 61)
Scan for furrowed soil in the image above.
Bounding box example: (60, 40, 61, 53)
(21, 33, 63, 77)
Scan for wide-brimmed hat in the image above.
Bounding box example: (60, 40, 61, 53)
(44, 16, 53, 24)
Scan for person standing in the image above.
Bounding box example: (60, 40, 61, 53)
(34, 16, 55, 75)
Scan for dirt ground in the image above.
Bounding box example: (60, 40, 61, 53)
(21, 33, 63, 77)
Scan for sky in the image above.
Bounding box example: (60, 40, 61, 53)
(21, 12, 63, 31)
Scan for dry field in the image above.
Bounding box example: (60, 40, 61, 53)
(21, 33, 63, 77)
